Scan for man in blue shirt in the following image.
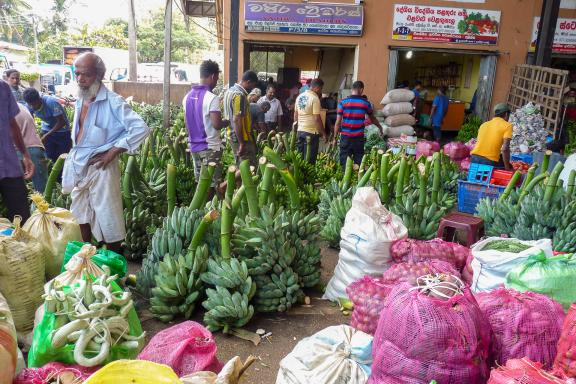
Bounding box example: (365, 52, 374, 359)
(430, 86, 449, 141)
(22, 88, 72, 161)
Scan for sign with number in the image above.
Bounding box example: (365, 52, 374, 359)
(530, 17, 576, 53)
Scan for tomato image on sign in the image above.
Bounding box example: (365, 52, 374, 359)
(457, 12, 499, 35)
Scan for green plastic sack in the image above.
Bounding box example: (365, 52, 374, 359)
(27, 276, 143, 368)
(61, 241, 127, 278)
(505, 251, 576, 310)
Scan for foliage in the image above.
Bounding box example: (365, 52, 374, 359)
(455, 114, 483, 143)
(566, 121, 576, 155)
(0, 0, 32, 45)
(20, 72, 39, 82)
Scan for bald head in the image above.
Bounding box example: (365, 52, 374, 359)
(74, 52, 106, 81)
(74, 52, 106, 100)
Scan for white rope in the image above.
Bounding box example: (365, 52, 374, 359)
(409, 273, 465, 299)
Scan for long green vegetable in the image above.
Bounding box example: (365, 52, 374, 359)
(221, 166, 236, 260)
(122, 156, 137, 212)
(358, 164, 374, 187)
(240, 160, 259, 218)
(189, 163, 215, 210)
(520, 163, 538, 193)
(305, 135, 312, 163)
(387, 162, 400, 180)
(395, 156, 408, 204)
(370, 149, 384, 187)
(544, 162, 564, 202)
(166, 163, 177, 216)
(541, 150, 552, 174)
(380, 154, 391, 203)
(259, 164, 275, 206)
(44, 154, 66, 203)
(358, 154, 368, 179)
(341, 157, 354, 190)
(263, 147, 300, 208)
(431, 153, 441, 205)
(139, 137, 150, 174)
(499, 170, 522, 201)
(190, 210, 219, 252)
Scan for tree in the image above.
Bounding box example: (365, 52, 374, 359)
(44, 0, 71, 35)
(0, 0, 32, 44)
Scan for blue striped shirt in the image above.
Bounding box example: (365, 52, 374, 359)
(337, 95, 373, 137)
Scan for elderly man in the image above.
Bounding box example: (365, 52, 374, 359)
(0, 80, 34, 222)
(62, 53, 150, 253)
(259, 84, 283, 133)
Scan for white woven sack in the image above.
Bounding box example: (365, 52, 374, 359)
(384, 114, 416, 127)
(386, 125, 415, 138)
(381, 89, 415, 105)
(382, 102, 413, 117)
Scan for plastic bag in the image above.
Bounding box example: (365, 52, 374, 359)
(138, 321, 221, 377)
(381, 89, 415, 105)
(276, 325, 372, 384)
(27, 276, 144, 368)
(416, 140, 440, 158)
(0, 217, 45, 332)
(382, 102, 413, 117)
(23, 193, 82, 280)
(62, 241, 127, 278)
(0, 291, 17, 384)
(390, 238, 470, 271)
(83, 360, 181, 384)
(443, 141, 471, 161)
(369, 283, 491, 384)
(506, 252, 576, 310)
(384, 114, 416, 128)
(489, 358, 572, 384)
(476, 288, 564, 367)
(554, 304, 576, 377)
(347, 276, 392, 336)
(54, 244, 104, 286)
(385, 125, 415, 138)
(471, 237, 553, 293)
(14, 362, 98, 384)
(323, 188, 407, 301)
(181, 356, 255, 384)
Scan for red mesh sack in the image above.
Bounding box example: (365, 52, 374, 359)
(390, 238, 471, 271)
(347, 276, 392, 335)
(416, 140, 440, 158)
(462, 252, 474, 285)
(554, 304, 576, 377)
(444, 141, 471, 161)
(137, 321, 221, 376)
(369, 279, 491, 384)
(381, 260, 460, 286)
(489, 358, 572, 384)
(14, 362, 98, 383)
(476, 288, 564, 367)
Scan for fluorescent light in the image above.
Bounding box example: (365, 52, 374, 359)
(406, 51, 413, 59)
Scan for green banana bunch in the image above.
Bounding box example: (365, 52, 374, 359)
(150, 245, 209, 322)
(390, 190, 446, 240)
(292, 242, 322, 288)
(123, 204, 159, 261)
(47, 183, 72, 210)
(175, 163, 196, 206)
(253, 267, 301, 313)
(553, 222, 576, 253)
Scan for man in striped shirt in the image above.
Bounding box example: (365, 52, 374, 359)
(333, 81, 384, 167)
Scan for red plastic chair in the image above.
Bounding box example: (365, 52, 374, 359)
(437, 212, 485, 247)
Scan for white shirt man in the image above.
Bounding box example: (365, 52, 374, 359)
(258, 85, 283, 132)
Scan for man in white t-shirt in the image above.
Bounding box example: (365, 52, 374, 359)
(183, 60, 229, 192)
(258, 84, 283, 132)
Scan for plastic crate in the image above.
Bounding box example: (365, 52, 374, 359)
(490, 170, 521, 186)
(458, 180, 506, 214)
(467, 163, 494, 185)
(511, 153, 534, 164)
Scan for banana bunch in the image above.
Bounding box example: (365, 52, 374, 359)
(320, 196, 352, 248)
(201, 258, 256, 332)
(292, 242, 322, 288)
(318, 180, 354, 222)
(285, 209, 322, 242)
(554, 222, 576, 253)
(165, 206, 205, 247)
(391, 190, 446, 240)
(132, 166, 166, 216)
(47, 183, 72, 210)
(150, 245, 209, 322)
(123, 204, 158, 261)
(176, 163, 196, 206)
(252, 267, 301, 312)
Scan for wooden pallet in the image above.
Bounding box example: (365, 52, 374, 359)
(507, 64, 568, 136)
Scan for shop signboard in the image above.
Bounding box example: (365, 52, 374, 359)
(530, 17, 576, 54)
(392, 4, 501, 45)
(244, 1, 363, 36)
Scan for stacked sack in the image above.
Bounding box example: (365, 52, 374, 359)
(380, 90, 416, 138)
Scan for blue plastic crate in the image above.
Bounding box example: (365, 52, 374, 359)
(458, 180, 506, 214)
(467, 163, 494, 185)
(511, 153, 534, 164)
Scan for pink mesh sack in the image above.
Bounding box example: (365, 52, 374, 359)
(381, 260, 460, 286)
(444, 141, 471, 161)
(459, 157, 472, 172)
(369, 278, 491, 384)
(138, 321, 221, 376)
(14, 362, 98, 383)
(462, 251, 475, 285)
(476, 288, 565, 368)
(416, 140, 440, 159)
(554, 304, 576, 378)
(390, 238, 471, 271)
(347, 276, 392, 335)
(489, 358, 572, 384)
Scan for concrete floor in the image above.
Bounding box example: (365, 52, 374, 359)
(131, 246, 346, 384)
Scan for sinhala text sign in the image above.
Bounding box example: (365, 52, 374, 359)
(392, 4, 501, 45)
(530, 17, 576, 54)
(244, 1, 364, 36)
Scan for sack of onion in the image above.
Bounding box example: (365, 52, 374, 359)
(476, 288, 564, 367)
(554, 304, 576, 378)
(347, 276, 392, 335)
(381, 260, 460, 286)
(390, 238, 470, 271)
(369, 275, 491, 384)
(488, 358, 572, 384)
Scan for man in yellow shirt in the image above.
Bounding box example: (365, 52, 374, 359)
(471, 103, 513, 170)
(294, 78, 325, 163)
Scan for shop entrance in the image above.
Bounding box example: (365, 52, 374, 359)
(387, 48, 498, 130)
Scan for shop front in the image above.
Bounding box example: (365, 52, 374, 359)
(222, 0, 568, 132)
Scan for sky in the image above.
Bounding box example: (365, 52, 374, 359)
(27, 0, 166, 27)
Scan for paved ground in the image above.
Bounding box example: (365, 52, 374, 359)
(130, 246, 346, 383)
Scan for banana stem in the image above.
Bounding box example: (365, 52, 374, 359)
(395, 156, 407, 204)
(44, 154, 66, 204)
(267, 130, 276, 148)
(431, 153, 441, 205)
(240, 160, 259, 218)
(387, 162, 400, 180)
(358, 154, 368, 180)
(568, 170, 576, 197)
(190, 210, 219, 252)
(520, 163, 538, 193)
(541, 150, 552, 174)
(358, 164, 374, 187)
(341, 157, 354, 190)
(221, 166, 236, 260)
(543, 162, 564, 203)
(263, 147, 300, 208)
(122, 156, 137, 212)
(305, 135, 312, 163)
(380, 154, 390, 203)
(258, 157, 267, 176)
(231, 185, 246, 214)
(166, 163, 177, 216)
(139, 137, 150, 174)
(290, 130, 297, 151)
(519, 172, 549, 203)
(499, 170, 522, 201)
(189, 163, 216, 210)
(418, 159, 430, 218)
(259, 164, 275, 206)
